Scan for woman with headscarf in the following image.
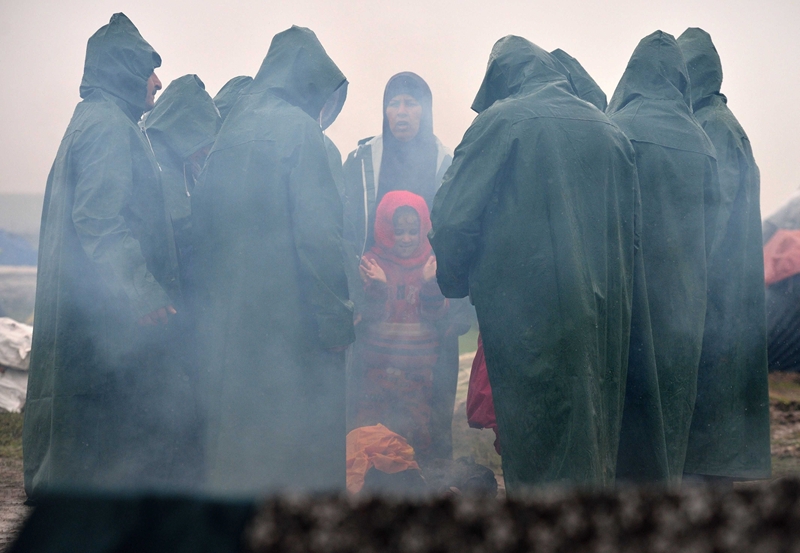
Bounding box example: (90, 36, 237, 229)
(342, 73, 469, 461)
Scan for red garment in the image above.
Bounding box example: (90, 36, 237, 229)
(466, 334, 501, 454)
(354, 192, 447, 456)
(764, 229, 800, 285)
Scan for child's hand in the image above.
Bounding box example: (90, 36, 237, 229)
(422, 256, 437, 282)
(360, 256, 387, 284)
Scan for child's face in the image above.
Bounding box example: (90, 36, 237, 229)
(392, 212, 421, 258)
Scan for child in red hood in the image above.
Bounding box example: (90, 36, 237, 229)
(353, 191, 448, 459)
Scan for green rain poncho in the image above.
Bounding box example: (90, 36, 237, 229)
(191, 26, 354, 495)
(430, 36, 637, 490)
(607, 31, 719, 480)
(678, 28, 770, 479)
(549, 49, 608, 111)
(144, 74, 220, 281)
(546, 50, 669, 482)
(212, 76, 252, 124)
(23, 13, 189, 499)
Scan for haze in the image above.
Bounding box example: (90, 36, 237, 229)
(0, 0, 797, 215)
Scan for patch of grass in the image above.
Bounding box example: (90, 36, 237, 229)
(0, 413, 23, 460)
(458, 325, 479, 356)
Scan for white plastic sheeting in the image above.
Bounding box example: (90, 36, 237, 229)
(0, 317, 31, 413)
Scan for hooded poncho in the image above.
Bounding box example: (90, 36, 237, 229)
(431, 36, 637, 491)
(191, 26, 354, 495)
(607, 31, 719, 480)
(677, 28, 770, 480)
(144, 74, 220, 277)
(24, 13, 193, 499)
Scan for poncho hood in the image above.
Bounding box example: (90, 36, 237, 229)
(79, 13, 161, 117)
(471, 35, 571, 114)
(144, 74, 220, 160)
(607, 31, 691, 112)
(550, 48, 608, 111)
(213, 76, 253, 123)
(677, 28, 724, 110)
(372, 191, 432, 268)
(250, 26, 347, 127)
(607, 31, 715, 156)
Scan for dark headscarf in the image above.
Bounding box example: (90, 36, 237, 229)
(378, 72, 439, 209)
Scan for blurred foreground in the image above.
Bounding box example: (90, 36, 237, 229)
(0, 362, 800, 551)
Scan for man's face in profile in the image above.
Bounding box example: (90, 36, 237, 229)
(145, 72, 162, 111)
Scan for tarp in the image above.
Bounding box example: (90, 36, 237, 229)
(764, 229, 800, 286)
(0, 317, 31, 413)
(763, 199, 800, 372)
(0, 230, 37, 266)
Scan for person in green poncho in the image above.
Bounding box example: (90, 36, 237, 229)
(677, 28, 771, 482)
(548, 47, 669, 483)
(213, 76, 252, 124)
(191, 26, 354, 495)
(144, 74, 220, 289)
(23, 13, 191, 499)
(143, 74, 221, 484)
(430, 36, 637, 491)
(607, 31, 719, 481)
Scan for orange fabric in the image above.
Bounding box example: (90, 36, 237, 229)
(764, 229, 800, 285)
(346, 424, 420, 494)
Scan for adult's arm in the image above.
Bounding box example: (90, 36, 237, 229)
(429, 112, 510, 298)
(71, 119, 172, 321)
(289, 122, 356, 350)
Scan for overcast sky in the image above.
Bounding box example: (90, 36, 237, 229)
(1, 0, 797, 215)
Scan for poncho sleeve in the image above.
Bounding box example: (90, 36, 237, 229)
(429, 113, 510, 298)
(71, 119, 171, 320)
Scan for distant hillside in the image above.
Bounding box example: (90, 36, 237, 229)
(0, 194, 43, 248)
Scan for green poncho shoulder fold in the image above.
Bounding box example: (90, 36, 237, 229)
(430, 36, 637, 491)
(607, 31, 719, 480)
(677, 28, 770, 480)
(23, 13, 194, 499)
(191, 26, 354, 495)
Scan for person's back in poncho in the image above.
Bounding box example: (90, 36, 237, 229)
(430, 36, 637, 491)
(607, 31, 719, 480)
(678, 28, 770, 481)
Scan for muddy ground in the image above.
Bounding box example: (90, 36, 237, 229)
(1, 366, 799, 548)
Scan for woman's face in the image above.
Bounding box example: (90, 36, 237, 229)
(392, 212, 421, 258)
(386, 94, 422, 142)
